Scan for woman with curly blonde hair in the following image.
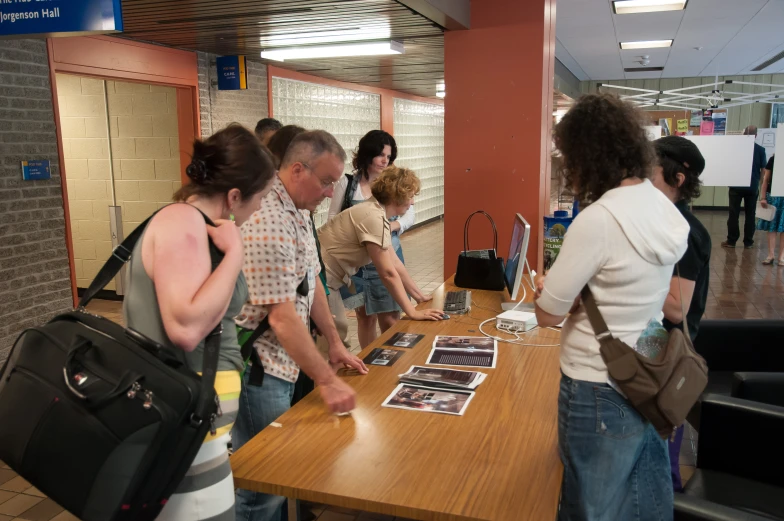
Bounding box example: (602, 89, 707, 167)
(318, 166, 444, 347)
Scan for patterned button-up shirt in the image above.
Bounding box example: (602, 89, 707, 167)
(235, 176, 320, 383)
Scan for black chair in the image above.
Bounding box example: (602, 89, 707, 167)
(693, 320, 784, 396)
(688, 320, 784, 428)
(673, 394, 784, 521)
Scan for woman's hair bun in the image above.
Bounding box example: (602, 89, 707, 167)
(185, 158, 209, 184)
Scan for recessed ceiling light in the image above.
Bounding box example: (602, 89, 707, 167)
(261, 40, 404, 61)
(436, 91, 445, 98)
(620, 40, 673, 50)
(613, 0, 687, 14)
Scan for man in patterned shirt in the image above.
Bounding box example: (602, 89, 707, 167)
(233, 130, 368, 521)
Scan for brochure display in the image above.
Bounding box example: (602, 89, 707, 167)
(399, 366, 487, 390)
(364, 348, 404, 366)
(384, 333, 425, 348)
(426, 336, 498, 368)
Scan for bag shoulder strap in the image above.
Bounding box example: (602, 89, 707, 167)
(582, 263, 691, 345)
(340, 173, 356, 213)
(78, 203, 224, 427)
(580, 286, 614, 346)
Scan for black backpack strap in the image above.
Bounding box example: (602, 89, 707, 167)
(340, 173, 356, 213)
(239, 274, 313, 387)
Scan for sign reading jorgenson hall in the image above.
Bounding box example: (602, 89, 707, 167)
(0, 0, 122, 38)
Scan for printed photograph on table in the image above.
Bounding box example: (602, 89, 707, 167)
(384, 332, 425, 348)
(433, 335, 496, 351)
(426, 348, 497, 369)
(363, 348, 405, 366)
(382, 384, 475, 415)
(399, 366, 487, 390)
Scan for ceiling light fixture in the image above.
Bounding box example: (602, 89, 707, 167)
(261, 40, 404, 61)
(436, 91, 445, 98)
(612, 0, 687, 14)
(620, 40, 673, 50)
(262, 26, 391, 47)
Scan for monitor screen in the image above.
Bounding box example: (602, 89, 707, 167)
(504, 214, 531, 300)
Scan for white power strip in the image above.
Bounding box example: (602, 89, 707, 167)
(496, 310, 538, 332)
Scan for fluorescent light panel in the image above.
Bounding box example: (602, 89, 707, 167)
(613, 0, 687, 14)
(261, 40, 403, 62)
(436, 91, 445, 98)
(262, 26, 391, 47)
(619, 40, 673, 50)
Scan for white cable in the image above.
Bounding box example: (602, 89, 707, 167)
(509, 260, 536, 311)
(478, 318, 560, 348)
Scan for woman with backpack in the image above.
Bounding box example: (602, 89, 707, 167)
(534, 94, 689, 521)
(327, 130, 417, 348)
(124, 124, 277, 520)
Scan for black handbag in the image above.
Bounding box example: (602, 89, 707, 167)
(454, 211, 507, 291)
(0, 210, 224, 521)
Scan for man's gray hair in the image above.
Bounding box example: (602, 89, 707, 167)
(281, 129, 346, 168)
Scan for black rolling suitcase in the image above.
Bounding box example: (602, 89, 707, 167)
(0, 212, 223, 521)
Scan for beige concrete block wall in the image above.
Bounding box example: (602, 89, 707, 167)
(58, 74, 181, 290)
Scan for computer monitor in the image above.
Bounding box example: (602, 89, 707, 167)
(504, 214, 533, 301)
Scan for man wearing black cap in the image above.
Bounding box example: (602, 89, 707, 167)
(652, 135, 711, 493)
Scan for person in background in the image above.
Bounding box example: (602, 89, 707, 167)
(266, 124, 306, 167)
(757, 155, 784, 264)
(320, 166, 442, 347)
(255, 117, 282, 146)
(328, 130, 415, 348)
(123, 124, 277, 521)
(652, 136, 710, 492)
(534, 94, 689, 521)
(723, 125, 766, 250)
(233, 130, 368, 521)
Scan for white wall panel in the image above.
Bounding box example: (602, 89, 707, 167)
(392, 98, 444, 224)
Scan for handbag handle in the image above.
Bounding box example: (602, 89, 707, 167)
(463, 211, 499, 253)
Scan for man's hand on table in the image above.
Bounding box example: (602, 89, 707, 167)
(328, 342, 369, 374)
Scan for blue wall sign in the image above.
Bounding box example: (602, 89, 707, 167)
(22, 160, 50, 181)
(0, 0, 123, 38)
(217, 56, 248, 91)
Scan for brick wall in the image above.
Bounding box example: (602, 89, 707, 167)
(197, 53, 269, 138)
(57, 75, 181, 290)
(0, 40, 73, 364)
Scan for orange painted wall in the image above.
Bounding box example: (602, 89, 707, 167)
(47, 36, 200, 305)
(267, 65, 443, 135)
(443, 0, 556, 278)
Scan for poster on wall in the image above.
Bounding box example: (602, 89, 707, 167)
(676, 119, 689, 134)
(773, 124, 784, 197)
(684, 135, 755, 187)
(700, 119, 715, 136)
(690, 111, 702, 127)
(712, 112, 727, 135)
(755, 128, 776, 162)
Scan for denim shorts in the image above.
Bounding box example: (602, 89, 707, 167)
(557, 373, 673, 521)
(341, 233, 406, 315)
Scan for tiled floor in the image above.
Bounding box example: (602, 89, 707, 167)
(3, 211, 781, 520)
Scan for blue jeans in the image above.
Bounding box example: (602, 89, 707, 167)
(233, 370, 295, 521)
(558, 374, 673, 521)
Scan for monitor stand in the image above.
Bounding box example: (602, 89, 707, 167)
(500, 262, 537, 311)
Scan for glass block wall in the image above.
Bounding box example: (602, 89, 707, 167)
(271, 77, 381, 227)
(392, 98, 444, 224)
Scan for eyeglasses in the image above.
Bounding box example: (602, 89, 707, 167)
(300, 162, 338, 190)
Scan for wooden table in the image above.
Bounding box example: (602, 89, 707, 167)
(231, 278, 564, 521)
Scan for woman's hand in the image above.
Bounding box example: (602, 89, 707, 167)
(206, 219, 243, 256)
(760, 198, 769, 209)
(534, 274, 546, 300)
(409, 309, 445, 321)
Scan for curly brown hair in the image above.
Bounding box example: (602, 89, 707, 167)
(554, 93, 654, 203)
(371, 166, 420, 206)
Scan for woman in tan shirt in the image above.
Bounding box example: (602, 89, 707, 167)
(319, 166, 444, 344)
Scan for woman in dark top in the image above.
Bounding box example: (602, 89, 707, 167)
(651, 136, 711, 493)
(757, 155, 784, 264)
